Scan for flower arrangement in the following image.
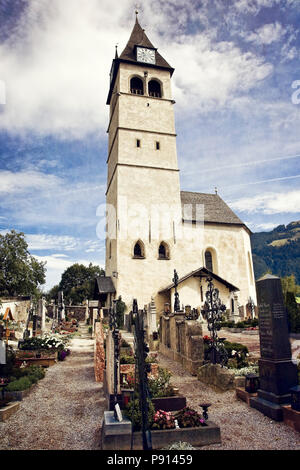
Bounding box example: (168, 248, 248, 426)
(152, 409, 176, 430)
(174, 407, 207, 428)
(148, 367, 175, 398)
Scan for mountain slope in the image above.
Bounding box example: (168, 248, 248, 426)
(251, 221, 300, 283)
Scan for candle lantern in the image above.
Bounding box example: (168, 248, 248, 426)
(199, 402, 211, 421)
(290, 385, 300, 412)
(122, 388, 135, 408)
(245, 374, 260, 394)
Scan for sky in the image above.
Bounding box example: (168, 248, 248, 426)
(0, 0, 300, 290)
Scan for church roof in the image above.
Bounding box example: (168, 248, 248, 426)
(94, 276, 116, 295)
(180, 191, 249, 230)
(119, 17, 174, 72)
(107, 17, 174, 105)
(159, 267, 239, 294)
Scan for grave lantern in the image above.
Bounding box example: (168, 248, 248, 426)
(122, 388, 135, 408)
(290, 385, 300, 412)
(245, 373, 260, 394)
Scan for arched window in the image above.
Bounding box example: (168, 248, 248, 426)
(130, 77, 144, 95)
(148, 80, 161, 98)
(205, 250, 213, 272)
(133, 240, 145, 258)
(158, 242, 169, 259)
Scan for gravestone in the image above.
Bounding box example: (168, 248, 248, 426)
(250, 274, 298, 420)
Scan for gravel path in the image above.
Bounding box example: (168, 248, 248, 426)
(158, 352, 300, 450)
(0, 325, 105, 450)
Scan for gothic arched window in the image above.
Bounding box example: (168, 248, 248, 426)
(130, 77, 144, 95)
(158, 242, 169, 259)
(148, 80, 161, 98)
(205, 250, 213, 272)
(133, 240, 145, 258)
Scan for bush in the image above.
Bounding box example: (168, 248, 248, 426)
(124, 398, 155, 431)
(5, 376, 32, 391)
(88, 326, 93, 334)
(236, 322, 246, 329)
(120, 354, 135, 364)
(163, 441, 196, 450)
(9, 365, 45, 384)
(224, 341, 249, 368)
(148, 367, 175, 398)
(174, 407, 207, 428)
(152, 410, 175, 430)
(1, 346, 16, 377)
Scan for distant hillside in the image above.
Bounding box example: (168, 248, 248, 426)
(251, 221, 300, 283)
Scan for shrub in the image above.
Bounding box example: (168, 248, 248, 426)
(236, 322, 246, 329)
(174, 407, 207, 428)
(120, 354, 135, 364)
(152, 410, 175, 430)
(121, 338, 130, 348)
(148, 367, 175, 398)
(224, 341, 249, 368)
(88, 326, 93, 334)
(124, 398, 155, 431)
(163, 441, 196, 450)
(5, 376, 32, 391)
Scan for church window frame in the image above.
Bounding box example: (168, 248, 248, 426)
(133, 240, 145, 259)
(203, 246, 218, 274)
(130, 76, 144, 95)
(158, 241, 170, 260)
(148, 79, 163, 98)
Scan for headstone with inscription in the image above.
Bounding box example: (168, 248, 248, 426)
(250, 274, 298, 420)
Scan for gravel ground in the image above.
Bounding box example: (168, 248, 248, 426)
(158, 353, 300, 450)
(0, 325, 105, 450)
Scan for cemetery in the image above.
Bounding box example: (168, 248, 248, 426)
(0, 268, 299, 449)
(0, 8, 300, 453)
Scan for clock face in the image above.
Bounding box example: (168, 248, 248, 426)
(136, 47, 156, 64)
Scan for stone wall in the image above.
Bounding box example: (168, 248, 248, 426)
(0, 297, 30, 323)
(94, 321, 105, 383)
(159, 312, 204, 375)
(46, 305, 86, 321)
(197, 363, 244, 391)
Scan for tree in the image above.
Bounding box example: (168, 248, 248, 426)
(0, 230, 46, 297)
(281, 274, 298, 298)
(285, 291, 300, 334)
(45, 284, 60, 303)
(116, 296, 126, 328)
(58, 263, 104, 305)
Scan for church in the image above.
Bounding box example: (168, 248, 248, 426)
(96, 14, 257, 322)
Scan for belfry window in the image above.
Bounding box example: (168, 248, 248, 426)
(158, 242, 169, 260)
(130, 77, 144, 95)
(136, 139, 141, 148)
(156, 141, 160, 150)
(148, 80, 161, 98)
(205, 250, 213, 272)
(133, 240, 145, 258)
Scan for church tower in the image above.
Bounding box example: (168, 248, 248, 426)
(105, 15, 183, 310)
(102, 14, 257, 318)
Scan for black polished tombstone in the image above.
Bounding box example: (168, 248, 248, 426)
(250, 274, 298, 420)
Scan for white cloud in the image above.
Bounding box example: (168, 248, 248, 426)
(230, 190, 300, 214)
(0, 0, 275, 137)
(0, 169, 61, 194)
(243, 22, 286, 45)
(165, 35, 272, 112)
(35, 253, 104, 290)
(26, 234, 79, 251)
